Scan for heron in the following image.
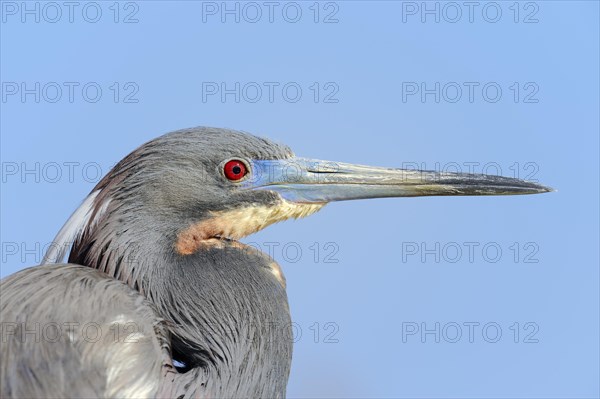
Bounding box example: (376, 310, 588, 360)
(0, 127, 551, 398)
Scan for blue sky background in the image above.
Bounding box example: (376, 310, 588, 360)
(1, 1, 598, 397)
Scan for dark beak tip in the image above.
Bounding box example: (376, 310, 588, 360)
(534, 183, 555, 194)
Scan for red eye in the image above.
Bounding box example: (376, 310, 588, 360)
(223, 160, 247, 181)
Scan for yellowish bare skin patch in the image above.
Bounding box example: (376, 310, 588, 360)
(175, 201, 325, 256)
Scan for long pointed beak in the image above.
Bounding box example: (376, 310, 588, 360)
(241, 158, 552, 203)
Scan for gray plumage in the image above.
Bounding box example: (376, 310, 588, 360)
(1, 264, 170, 398)
(1, 126, 551, 398)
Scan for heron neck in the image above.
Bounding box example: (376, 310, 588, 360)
(71, 225, 292, 398)
(152, 243, 292, 398)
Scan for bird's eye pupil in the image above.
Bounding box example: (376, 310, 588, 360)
(224, 160, 247, 181)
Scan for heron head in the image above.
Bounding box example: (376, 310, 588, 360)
(46, 126, 552, 262)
